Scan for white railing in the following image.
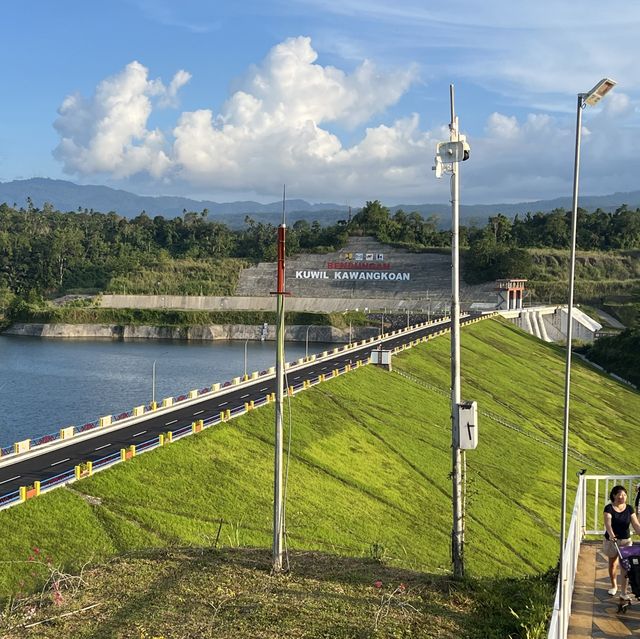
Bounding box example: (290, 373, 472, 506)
(547, 475, 585, 639)
(547, 474, 640, 638)
(582, 475, 640, 536)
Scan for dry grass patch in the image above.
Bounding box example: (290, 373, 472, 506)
(0, 547, 553, 639)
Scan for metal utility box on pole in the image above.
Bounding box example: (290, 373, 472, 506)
(457, 401, 478, 450)
(370, 349, 392, 371)
(433, 84, 472, 579)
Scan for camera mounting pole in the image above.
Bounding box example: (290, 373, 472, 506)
(433, 84, 471, 579)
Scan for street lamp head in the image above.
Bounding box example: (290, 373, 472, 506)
(581, 78, 616, 106)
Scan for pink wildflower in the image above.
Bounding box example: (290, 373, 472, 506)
(374, 580, 383, 589)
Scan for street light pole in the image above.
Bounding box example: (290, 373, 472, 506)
(244, 339, 249, 378)
(152, 360, 157, 405)
(151, 351, 169, 406)
(558, 78, 616, 638)
(305, 325, 311, 359)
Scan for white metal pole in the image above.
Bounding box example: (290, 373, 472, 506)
(450, 84, 464, 579)
(305, 326, 310, 358)
(244, 339, 248, 378)
(273, 202, 287, 573)
(558, 94, 584, 638)
(274, 289, 285, 572)
(152, 360, 156, 405)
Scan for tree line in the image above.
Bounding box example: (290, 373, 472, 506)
(464, 206, 640, 283)
(583, 329, 640, 388)
(1, 199, 639, 297)
(0, 203, 349, 296)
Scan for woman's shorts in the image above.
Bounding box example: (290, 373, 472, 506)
(603, 537, 632, 558)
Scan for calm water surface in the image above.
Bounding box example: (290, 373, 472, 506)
(0, 335, 332, 447)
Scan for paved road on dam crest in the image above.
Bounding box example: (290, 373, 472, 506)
(0, 314, 485, 503)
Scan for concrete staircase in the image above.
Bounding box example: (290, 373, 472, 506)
(501, 306, 602, 343)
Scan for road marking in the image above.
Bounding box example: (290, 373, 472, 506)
(165, 419, 178, 426)
(133, 430, 147, 437)
(218, 401, 228, 407)
(193, 410, 204, 416)
(94, 443, 111, 451)
(50, 458, 70, 467)
(0, 475, 20, 485)
(259, 387, 268, 392)
(240, 393, 250, 398)
(293, 376, 300, 380)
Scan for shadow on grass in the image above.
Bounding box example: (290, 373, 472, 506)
(2, 546, 556, 639)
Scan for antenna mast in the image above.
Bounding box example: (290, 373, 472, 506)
(272, 184, 288, 573)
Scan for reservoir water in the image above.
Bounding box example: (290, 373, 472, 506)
(0, 335, 333, 448)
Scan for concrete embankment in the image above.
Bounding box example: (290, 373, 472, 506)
(4, 323, 379, 343)
(100, 294, 435, 313)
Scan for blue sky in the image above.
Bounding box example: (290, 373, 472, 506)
(2, 0, 639, 205)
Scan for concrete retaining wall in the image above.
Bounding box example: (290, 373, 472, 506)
(4, 323, 380, 343)
(100, 294, 444, 313)
(235, 236, 496, 307)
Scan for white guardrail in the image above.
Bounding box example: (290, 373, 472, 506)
(0, 360, 360, 511)
(0, 314, 492, 511)
(547, 474, 640, 638)
(0, 315, 464, 466)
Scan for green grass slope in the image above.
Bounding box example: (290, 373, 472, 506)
(0, 317, 638, 636)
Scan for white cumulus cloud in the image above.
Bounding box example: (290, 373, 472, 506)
(52, 36, 639, 203)
(53, 61, 190, 178)
(53, 37, 421, 198)
(466, 96, 639, 203)
(170, 36, 420, 194)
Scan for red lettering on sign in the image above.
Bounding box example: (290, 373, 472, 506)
(327, 262, 391, 270)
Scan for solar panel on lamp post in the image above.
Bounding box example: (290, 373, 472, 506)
(558, 77, 616, 639)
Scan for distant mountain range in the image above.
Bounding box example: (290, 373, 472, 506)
(1, 178, 639, 229)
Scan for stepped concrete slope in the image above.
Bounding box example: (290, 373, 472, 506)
(236, 237, 497, 311)
(500, 305, 603, 342)
(100, 237, 499, 313)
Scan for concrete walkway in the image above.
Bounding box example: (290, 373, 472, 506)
(568, 541, 640, 637)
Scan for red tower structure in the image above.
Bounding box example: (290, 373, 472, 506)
(496, 278, 527, 310)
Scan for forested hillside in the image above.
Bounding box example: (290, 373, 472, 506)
(1, 199, 639, 306)
(0, 202, 348, 297)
